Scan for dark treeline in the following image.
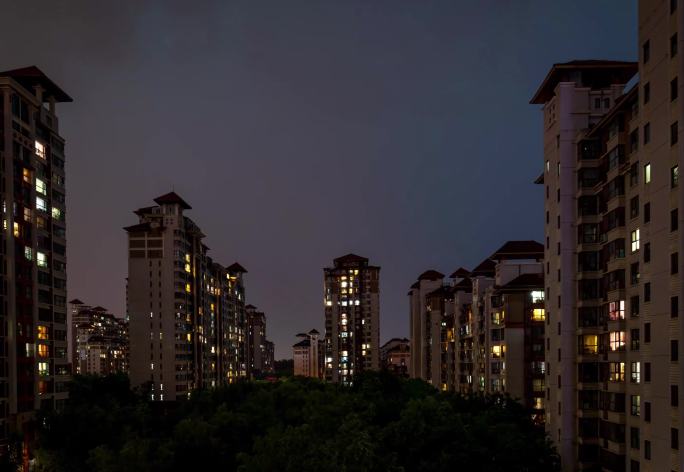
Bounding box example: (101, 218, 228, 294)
(33, 372, 559, 472)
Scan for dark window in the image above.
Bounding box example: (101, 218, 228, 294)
(631, 427, 640, 449)
(644, 242, 651, 263)
(644, 40, 650, 63)
(645, 202, 651, 223)
(631, 196, 640, 218)
(645, 402, 651, 422)
(673, 0, 678, 14)
(644, 282, 651, 302)
(630, 459, 640, 472)
(673, 77, 679, 101)
(673, 209, 679, 232)
(673, 428, 679, 450)
(673, 296, 679, 317)
(673, 340, 679, 362)
(673, 34, 679, 58)
(631, 296, 640, 317)
(644, 122, 651, 144)
(673, 384, 679, 407)
(673, 253, 680, 275)
(673, 121, 679, 145)
(644, 82, 650, 104)
(631, 328, 640, 350)
(630, 162, 639, 184)
(645, 323, 651, 343)
(631, 262, 640, 285)
(645, 362, 651, 381)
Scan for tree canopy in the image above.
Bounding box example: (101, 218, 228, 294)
(34, 372, 559, 472)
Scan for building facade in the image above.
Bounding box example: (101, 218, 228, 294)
(126, 192, 248, 400)
(380, 337, 410, 377)
(69, 300, 128, 376)
(0, 66, 71, 458)
(245, 305, 274, 377)
(323, 254, 380, 384)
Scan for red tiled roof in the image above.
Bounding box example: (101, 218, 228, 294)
(153, 192, 191, 209)
(0, 66, 72, 102)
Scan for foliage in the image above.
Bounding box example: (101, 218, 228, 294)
(34, 372, 559, 472)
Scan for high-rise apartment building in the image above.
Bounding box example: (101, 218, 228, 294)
(293, 329, 322, 378)
(126, 192, 248, 400)
(245, 305, 274, 377)
(410, 241, 545, 419)
(380, 337, 410, 377)
(323, 254, 380, 384)
(69, 300, 128, 376)
(0, 66, 71, 457)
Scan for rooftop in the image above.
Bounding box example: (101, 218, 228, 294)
(449, 267, 470, 278)
(417, 269, 444, 281)
(490, 240, 544, 261)
(153, 192, 191, 209)
(227, 262, 248, 274)
(470, 259, 496, 277)
(0, 66, 72, 102)
(498, 272, 544, 291)
(530, 60, 638, 104)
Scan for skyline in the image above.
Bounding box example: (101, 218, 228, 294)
(1, 1, 637, 358)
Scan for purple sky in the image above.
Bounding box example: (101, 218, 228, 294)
(1, 1, 636, 358)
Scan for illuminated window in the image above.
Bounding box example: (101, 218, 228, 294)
(645, 163, 651, 183)
(631, 229, 640, 252)
(37, 252, 47, 268)
(22, 168, 31, 184)
(581, 334, 598, 354)
(609, 331, 626, 351)
(185, 283, 191, 293)
(36, 197, 46, 212)
(24, 247, 32, 261)
(531, 291, 545, 303)
(35, 141, 45, 159)
(51, 207, 62, 220)
(37, 344, 49, 358)
(491, 345, 503, 358)
(36, 178, 46, 195)
(23, 207, 31, 222)
(185, 254, 190, 263)
(185, 263, 191, 273)
(608, 300, 625, 320)
(12, 222, 20, 238)
(38, 362, 49, 376)
(37, 325, 48, 340)
(609, 362, 625, 382)
(631, 362, 641, 383)
(532, 308, 545, 321)
(491, 311, 504, 325)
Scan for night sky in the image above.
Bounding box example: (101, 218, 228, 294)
(1, 1, 636, 358)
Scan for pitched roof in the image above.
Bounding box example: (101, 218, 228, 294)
(498, 272, 544, 291)
(92, 306, 107, 312)
(427, 285, 454, 298)
(293, 339, 311, 348)
(470, 258, 496, 277)
(245, 304, 257, 310)
(0, 66, 72, 102)
(490, 240, 544, 261)
(227, 262, 247, 273)
(69, 298, 85, 305)
(334, 253, 368, 264)
(417, 270, 444, 281)
(123, 222, 156, 233)
(530, 60, 637, 104)
(308, 329, 320, 335)
(153, 192, 191, 209)
(453, 277, 473, 291)
(449, 267, 470, 278)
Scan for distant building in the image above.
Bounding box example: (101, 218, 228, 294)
(69, 300, 128, 376)
(292, 329, 322, 378)
(324, 254, 380, 385)
(0, 66, 72, 459)
(380, 338, 410, 377)
(246, 305, 275, 377)
(125, 192, 248, 400)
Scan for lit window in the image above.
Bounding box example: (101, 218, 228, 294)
(35, 178, 46, 195)
(51, 207, 62, 220)
(608, 300, 625, 320)
(37, 252, 47, 268)
(12, 222, 20, 238)
(185, 254, 190, 263)
(35, 141, 45, 159)
(24, 247, 32, 261)
(38, 362, 49, 376)
(631, 362, 641, 383)
(491, 345, 503, 358)
(22, 168, 31, 184)
(609, 362, 625, 382)
(185, 263, 191, 273)
(581, 334, 598, 354)
(23, 208, 31, 222)
(531, 291, 545, 303)
(36, 197, 46, 212)
(645, 163, 651, 183)
(609, 331, 626, 351)
(532, 308, 545, 321)
(185, 283, 191, 293)
(631, 229, 640, 252)
(37, 325, 48, 340)
(37, 344, 49, 358)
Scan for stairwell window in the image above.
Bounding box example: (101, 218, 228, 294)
(644, 163, 651, 183)
(631, 229, 640, 252)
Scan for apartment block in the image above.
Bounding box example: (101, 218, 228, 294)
(0, 66, 71, 457)
(126, 192, 248, 400)
(246, 305, 274, 377)
(293, 329, 323, 378)
(323, 254, 380, 384)
(410, 241, 545, 420)
(380, 337, 410, 378)
(69, 300, 128, 376)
